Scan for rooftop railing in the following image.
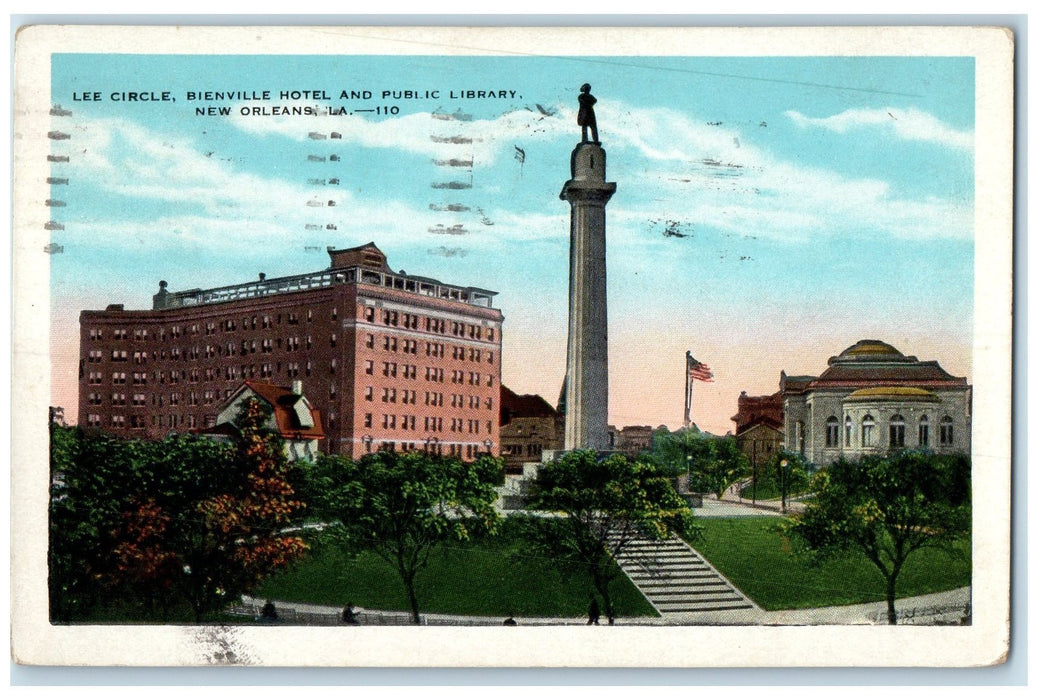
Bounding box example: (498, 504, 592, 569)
(156, 266, 496, 310)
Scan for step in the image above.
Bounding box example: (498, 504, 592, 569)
(626, 567, 717, 577)
(628, 578, 723, 589)
(656, 598, 755, 606)
(617, 553, 706, 563)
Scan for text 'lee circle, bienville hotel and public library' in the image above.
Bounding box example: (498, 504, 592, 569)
(74, 86, 971, 469)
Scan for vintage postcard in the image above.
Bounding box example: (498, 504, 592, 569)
(12, 25, 1014, 667)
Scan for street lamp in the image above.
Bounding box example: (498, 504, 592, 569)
(779, 458, 789, 513)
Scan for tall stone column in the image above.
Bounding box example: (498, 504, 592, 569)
(561, 141, 616, 451)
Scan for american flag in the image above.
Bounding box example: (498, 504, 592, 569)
(687, 355, 714, 383)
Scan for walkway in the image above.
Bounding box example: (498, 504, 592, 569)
(239, 585, 969, 626)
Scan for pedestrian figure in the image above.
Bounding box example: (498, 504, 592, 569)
(577, 83, 599, 143)
(342, 602, 359, 625)
(260, 600, 278, 622)
(587, 594, 600, 625)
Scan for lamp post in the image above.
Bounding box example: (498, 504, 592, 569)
(751, 440, 758, 506)
(779, 458, 789, 513)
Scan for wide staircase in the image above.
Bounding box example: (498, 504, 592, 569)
(608, 531, 759, 617)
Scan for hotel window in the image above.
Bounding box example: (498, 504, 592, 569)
(844, 416, 852, 447)
(111, 415, 125, 428)
(364, 413, 373, 428)
(262, 315, 272, 329)
(87, 414, 101, 427)
(87, 350, 103, 363)
(89, 328, 103, 340)
(366, 334, 375, 349)
(919, 415, 930, 447)
(111, 393, 127, 406)
(861, 415, 875, 447)
(87, 392, 103, 405)
(365, 386, 374, 401)
(365, 306, 375, 322)
(112, 350, 128, 362)
(330, 333, 337, 347)
(112, 372, 127, 384)
(132, 393, 146, 406)
(940, 416, 954, 446)
(889, 414, 906, 448)
(113, 329, 128, 340)
(365, 360, 374, 375)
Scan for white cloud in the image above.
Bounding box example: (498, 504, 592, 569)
(785, 107, 974, 151)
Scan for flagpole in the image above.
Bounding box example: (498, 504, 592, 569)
(683, 351, 691, 429)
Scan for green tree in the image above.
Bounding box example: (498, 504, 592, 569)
(786, 450, 971, 624)
(651, 429, 748, 498)
(305, 450, 503, 624)
(526, 450, 695, 624)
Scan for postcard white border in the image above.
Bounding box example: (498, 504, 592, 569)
(11, 24, 1015, 668)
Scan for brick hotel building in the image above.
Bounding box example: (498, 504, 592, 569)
(78, 243, 504, 459)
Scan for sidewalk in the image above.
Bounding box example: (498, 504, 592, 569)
(239, 585, 971, 627)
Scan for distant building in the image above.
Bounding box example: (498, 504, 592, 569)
(499, 386, 562, 472)
(730, 391, 784, 470)
(781, 339, 971, 466)
(78, 242, 503, 459)
(614, 425, 655, 457)
(200, 380, 325, 462)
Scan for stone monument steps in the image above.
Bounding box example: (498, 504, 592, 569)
(607, 530, 759, 616)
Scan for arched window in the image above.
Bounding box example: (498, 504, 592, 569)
(918, 415, 930, 447)
(862, 414, 875, 447)
(826, 416, 840, 447)
(844, 416, 853, 447)
(940, 416, 954, 446)
(889, 414, 905, 448)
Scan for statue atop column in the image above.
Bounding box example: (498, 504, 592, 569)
(577, 83, 599, 143)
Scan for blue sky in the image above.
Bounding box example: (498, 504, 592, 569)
(49, 53, 975, 434)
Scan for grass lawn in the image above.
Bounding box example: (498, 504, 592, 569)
(255, 521, 658, 619)
(693, 517, 972, 610)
